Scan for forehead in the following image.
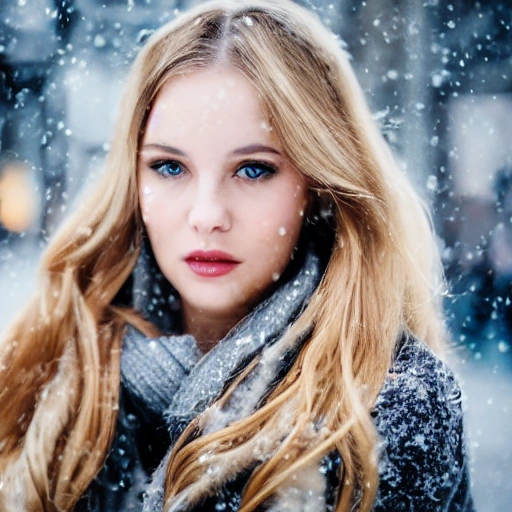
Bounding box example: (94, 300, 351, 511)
(149, 67, 266, 120)
(143, 66, 275, 145)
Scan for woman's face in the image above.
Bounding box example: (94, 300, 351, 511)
(138, 66, 308, 329)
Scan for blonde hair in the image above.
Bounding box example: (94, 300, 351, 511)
(0, 1, 446, 511)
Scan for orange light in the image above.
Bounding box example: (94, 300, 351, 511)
(0, 162, 38, 233)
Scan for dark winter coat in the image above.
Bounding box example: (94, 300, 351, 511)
(77, 246, 474, 511)
(77, 335, 474, 512)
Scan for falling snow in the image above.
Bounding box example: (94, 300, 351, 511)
(0, 0, 511, 510)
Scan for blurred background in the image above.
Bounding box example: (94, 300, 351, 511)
(0, 0, 510, 509)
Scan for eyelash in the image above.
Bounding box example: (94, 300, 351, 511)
(147, 160, 277, 180)
(149, 160, 184, 178)
(235, 161, 277, 180)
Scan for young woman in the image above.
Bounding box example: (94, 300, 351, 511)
(0, 1, 474, 511)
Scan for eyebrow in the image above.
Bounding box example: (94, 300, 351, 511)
(140, 143, 281, 157)
(232, 144, 281, 156)
(140, 143, 187, 156)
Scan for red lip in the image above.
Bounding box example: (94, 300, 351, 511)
(184, 250, 241, 277)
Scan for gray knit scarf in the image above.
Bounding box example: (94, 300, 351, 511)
(119, 247, 323, 511)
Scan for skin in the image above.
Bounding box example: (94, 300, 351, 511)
(138, 66, 309, 351)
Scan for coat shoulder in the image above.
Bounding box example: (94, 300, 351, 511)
(372, 335, 474, 511)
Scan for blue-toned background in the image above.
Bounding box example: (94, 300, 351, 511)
(1, 1, 510, 509)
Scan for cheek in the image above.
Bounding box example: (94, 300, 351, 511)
(278, 187, 308, 237)
(138, 177, 171, 241)
(139, 183, 155, 223)
(261, 195, 307, 254)
(138, 171, 176, 229)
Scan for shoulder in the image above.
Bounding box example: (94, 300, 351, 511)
(374, 334, 462, 424)
(372, 334, 474, 511)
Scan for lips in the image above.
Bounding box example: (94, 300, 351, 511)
(184, 250, 241, 277)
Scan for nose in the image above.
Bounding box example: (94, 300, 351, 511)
(187, 179, 232, 234)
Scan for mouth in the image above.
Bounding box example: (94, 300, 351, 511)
(184, 250, 241, 277)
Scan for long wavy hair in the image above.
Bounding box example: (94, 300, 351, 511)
(0, 1, 446, 511)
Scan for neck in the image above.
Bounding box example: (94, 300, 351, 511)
(182, 307, 245, 353)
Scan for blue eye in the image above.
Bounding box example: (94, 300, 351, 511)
(236, 162, 276, 180)
(150, 160, 184, 177)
